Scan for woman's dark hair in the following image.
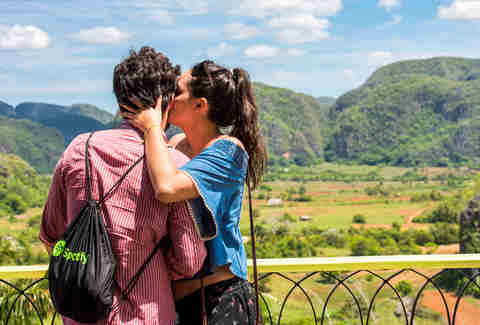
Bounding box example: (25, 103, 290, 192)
(113, 46, 180, 112)
(189, 60, 267, 189)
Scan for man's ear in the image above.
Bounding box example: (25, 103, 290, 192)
(197, 97, 208, 111)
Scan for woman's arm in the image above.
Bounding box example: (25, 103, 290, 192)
(120, 98, 199, 203)
(144, 126, 199, 203)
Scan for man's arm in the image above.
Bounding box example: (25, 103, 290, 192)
(165, 201, 206, 280)
(39, 155, 68, 253)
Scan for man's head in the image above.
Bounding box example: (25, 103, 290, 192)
(113, 46, 180, 113)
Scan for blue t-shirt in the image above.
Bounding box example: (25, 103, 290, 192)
(179, 139, 248, 280)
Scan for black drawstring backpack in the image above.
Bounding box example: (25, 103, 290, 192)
(48, 132, 162, 323)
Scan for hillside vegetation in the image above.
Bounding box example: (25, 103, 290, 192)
(0, 102, 114, 173)
(0, 117, 65, 173)
(0, 153, 50, 216)
(254, 82, 331, 165)
(327, 57, 480, 167)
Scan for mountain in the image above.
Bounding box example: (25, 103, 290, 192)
(69, 103, 115, 125)
(0, 116, 65, 173)
(253, 82, 330, 165)
(0, 101, 113, 173)
(15, 102, 112, 143)
(0, 101, 15, 117)
(316, 96, 336, 106)
(327, 57, 480, 166)
(8, 57, 480, 173)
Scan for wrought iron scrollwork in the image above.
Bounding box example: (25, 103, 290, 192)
(1, 269, 480, 324)
(255, 268, 480, 325)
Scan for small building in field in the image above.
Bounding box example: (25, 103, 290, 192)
(267, 198, 283, 206)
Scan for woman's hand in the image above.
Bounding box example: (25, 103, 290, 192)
(120, 95, 172, 131)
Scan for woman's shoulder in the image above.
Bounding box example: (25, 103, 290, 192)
(214, 135, 246, 154)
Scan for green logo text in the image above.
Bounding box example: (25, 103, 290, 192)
(52, 240, 89, 265)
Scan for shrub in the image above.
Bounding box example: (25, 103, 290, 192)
(350, 236, 381, 256)
(413, 230, 435, 246)
(395, 280, 413, 297)
(296, 195, 313, 202)
(352, 214, 366, 224)
(298, 185, 306, 195)
(430, 223, 459, 245)
(281, 212, 296, 222)
(324, 229, 346, 248)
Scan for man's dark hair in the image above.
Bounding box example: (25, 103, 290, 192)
(113, 46, 180, 112)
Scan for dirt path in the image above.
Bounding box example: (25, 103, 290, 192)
(421, 291, 480, 325)
(352, 206, 432, 230)
(404, 206, 431, 227)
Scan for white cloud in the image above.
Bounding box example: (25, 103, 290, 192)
(267, 14, 330, 29)
(176, 0, 209, 15)
(244, 44, 279, 58)
(377, 14, 403, 29)
(270, 70, 301, 84)
(287, 48, 307, 56)
(368, 51, 395, 67)
(225, 23, 259, 40)
(276, 29, 329, 43)
(378, 0, 401, 10)
(0, 25, 50, 49)
(148, 10, 175, 24)
(232, 0, 342, 18)
(267, 14, 330, 43)
(438, 0, 480, 20)
(206, 42, 236, 58)
(73, 27, 130, 44)
(343, 69, 356, 81)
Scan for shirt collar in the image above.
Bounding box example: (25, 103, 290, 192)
(119, 120, 168, 142)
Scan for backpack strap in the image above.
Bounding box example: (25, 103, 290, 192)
(246, 172, 261, 324)
(117, 236, 169, 301)
(84, 132, 95, 202)
(84, 132, 145, 205)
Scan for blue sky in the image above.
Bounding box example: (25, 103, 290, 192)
(1, 0, 480, 114)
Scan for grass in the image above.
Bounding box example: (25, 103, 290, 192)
(240, 180, 435, 234)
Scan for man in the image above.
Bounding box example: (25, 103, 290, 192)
(39, 46, 206, 325)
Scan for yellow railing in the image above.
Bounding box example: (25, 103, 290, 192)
(2, 254, 480, 280)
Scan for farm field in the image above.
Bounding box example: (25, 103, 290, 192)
(240, 163, 472, 245)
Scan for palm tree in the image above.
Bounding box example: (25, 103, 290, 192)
(0, 278, 57, 325)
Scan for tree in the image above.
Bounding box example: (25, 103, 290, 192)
(395, 280, 413, 297)
(352, 214, 366, 224)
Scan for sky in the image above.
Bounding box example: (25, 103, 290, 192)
(1, 0, 480, 114)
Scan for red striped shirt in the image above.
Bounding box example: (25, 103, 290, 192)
(40, 122, 206, 325)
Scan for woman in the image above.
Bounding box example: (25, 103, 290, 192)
(121, 60, 266, 325)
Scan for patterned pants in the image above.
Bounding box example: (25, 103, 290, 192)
(175, 277, 261, 325)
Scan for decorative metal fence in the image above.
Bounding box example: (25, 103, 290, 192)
(1, 254, 480, 324)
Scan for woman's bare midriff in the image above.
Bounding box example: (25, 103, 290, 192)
(172, 265, 235, 301)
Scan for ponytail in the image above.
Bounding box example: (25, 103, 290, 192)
(230, 68, 267, 189)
